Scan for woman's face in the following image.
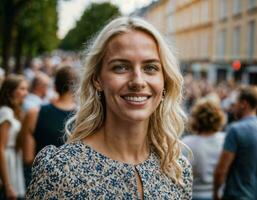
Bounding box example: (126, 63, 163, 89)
(13, 80, 28, 105)
(94, 30, 164, 123)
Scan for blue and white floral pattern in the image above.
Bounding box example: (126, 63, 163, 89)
(26, 141, 192, 199)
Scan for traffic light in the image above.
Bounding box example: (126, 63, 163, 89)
(232, 60, 241, 71)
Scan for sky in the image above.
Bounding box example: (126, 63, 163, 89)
(58, 0, 153, 39)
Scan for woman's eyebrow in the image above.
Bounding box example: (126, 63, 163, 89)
(142, 59, 161, 64)
(107, 59, 130, 65)
(108, 59, 161, 65)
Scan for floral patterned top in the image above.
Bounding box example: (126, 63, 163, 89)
(26, 141, 192, 200)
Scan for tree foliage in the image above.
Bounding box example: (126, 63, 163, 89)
(60, 2, 120, 51)
(19, 0, 59, 56)
(0, 0, 59, 74)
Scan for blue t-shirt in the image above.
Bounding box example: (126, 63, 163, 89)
(223, 115, 257, 200)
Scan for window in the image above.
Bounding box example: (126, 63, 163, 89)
(249, 73, 257, 85)
(217, 29, 227, 58)
(248, 21, 255, 59)
(219, 0, 227, 20)
(217, 69, 227, 83)
(232, 26, 241, 58)
(201, 31, 209, 58)
(233, 0, 241, 15)
(201, 0, 209, 23)
(248, 0, 257, 10)
(192, 6, 198, 25)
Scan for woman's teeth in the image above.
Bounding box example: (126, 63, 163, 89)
(124, 96, 148, 102)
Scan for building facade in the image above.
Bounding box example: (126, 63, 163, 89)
(212, 0, 257, 84)
(133, 0, 170, 35)
(136, 0, 257, 84)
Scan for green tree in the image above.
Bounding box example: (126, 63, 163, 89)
(14, 0, 59, 73)
(60, 2, 120, 51)
(1, 0, 32, 74)
(0, 0, 60, 74)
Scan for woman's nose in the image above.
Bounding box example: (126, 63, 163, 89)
(128, 69, 146, 90)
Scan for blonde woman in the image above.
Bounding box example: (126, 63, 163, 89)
(26, 17, 192, 199)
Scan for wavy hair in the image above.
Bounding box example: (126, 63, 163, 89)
(66, 17, 186, 184)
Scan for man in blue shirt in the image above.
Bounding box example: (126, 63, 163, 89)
(214, 86, 257, 200)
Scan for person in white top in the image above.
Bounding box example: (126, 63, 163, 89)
(182, 100, 226, 200)
(0, 74, 28, 200)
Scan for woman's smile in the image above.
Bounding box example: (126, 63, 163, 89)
(121, 93, 151, 105)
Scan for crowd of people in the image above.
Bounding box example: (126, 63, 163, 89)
(0, 53, 80, 199)
(182, 75, 257, 200)
(0, 16, 256, 200)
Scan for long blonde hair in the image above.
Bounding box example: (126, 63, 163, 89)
(66, 17, 186, 184)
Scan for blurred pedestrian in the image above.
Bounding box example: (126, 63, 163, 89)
(34, 66, 77, 153)
(22, 66, 77, 165)
(26, 17, 192, 199)
(21, 66, 77, 189)
(0, 75, 28, 200)
(21, 72, 50, 188)
(23, 72, 50, 112)
(214, 86, 257, 200)
(183, 100, 225, 200)
(41, 56, 54, 77)
(23, 58, 42, 83)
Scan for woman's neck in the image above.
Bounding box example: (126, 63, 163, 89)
(84, 119, 150, 165)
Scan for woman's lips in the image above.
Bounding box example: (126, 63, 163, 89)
(121, 94, 151, 105)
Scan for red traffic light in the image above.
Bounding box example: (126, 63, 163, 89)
(232, 60, 241, 71)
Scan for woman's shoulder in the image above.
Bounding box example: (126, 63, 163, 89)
(178, 155, 193, 197)
(178, 155, 192, 182)
(33, 145, 59, 166)
(178, 155, 191, 169)
(27, 141, 140, 199)
(31, 144, 66, 176)
(0, 106, 13, 115)
(27, 142, 86, 199)
(33, 142, 84, 168)
(0, 106, 14, 123)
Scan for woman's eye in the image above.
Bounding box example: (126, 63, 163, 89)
(144, 64, 159, 73)
(112, 65, 129, 73)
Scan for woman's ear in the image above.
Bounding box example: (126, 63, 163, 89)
(92, 73, 102, 91)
